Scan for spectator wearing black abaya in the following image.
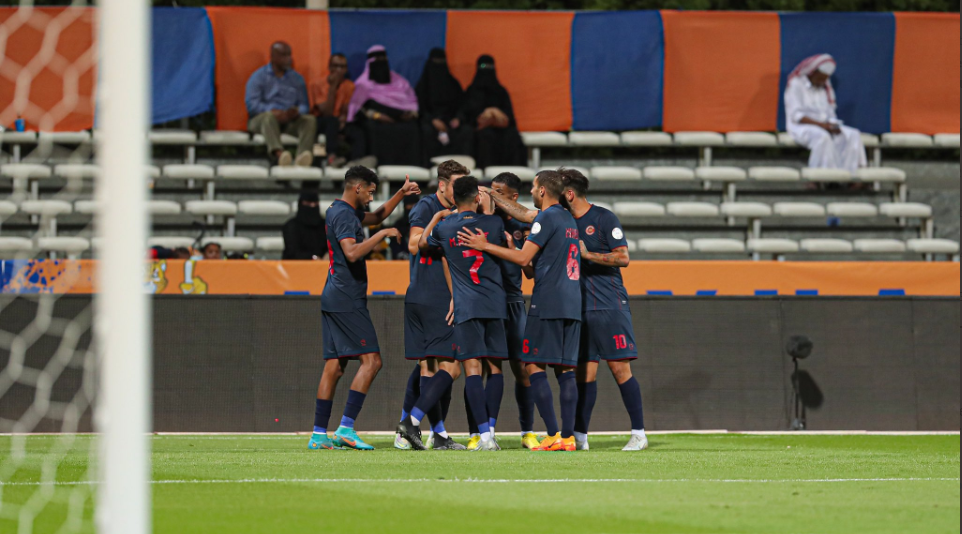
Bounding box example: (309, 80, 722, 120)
(460, 54, 527, 169)
(416, 48, 470, 165)
(282, 192, 327, 260)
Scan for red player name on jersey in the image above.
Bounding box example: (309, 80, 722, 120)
(450, 231, 488, 248)
(565, 228, 580, 239)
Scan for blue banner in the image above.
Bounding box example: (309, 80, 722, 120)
(571, 11, 663, 131)
(329, 10, 448, 92)
(778, 13, 895, 135)
(152, 7, 214, 124)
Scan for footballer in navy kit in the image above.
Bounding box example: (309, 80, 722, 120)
(560, 168, 647, 452)
(394, 160, 470, 451)
(308, 165, 419, 451)
(458, 170, 582, 452)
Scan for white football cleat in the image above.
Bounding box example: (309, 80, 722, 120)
(575, 437, 589, 451)
(622, 434, 648, 451)
(393, 432, 412, 450)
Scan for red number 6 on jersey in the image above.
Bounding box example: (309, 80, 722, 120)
(566, 243, 580, 281)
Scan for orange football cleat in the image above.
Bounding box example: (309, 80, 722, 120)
(561, 436, 576, 451)
(532, 433, 563, 451)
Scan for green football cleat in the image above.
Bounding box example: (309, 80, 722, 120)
(334, 426, 375, 450)
(307, 432, 342, 450)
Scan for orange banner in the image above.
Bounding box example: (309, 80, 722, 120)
(0, 7, 96, 132)
(891, 12, 961, 134)
(206, 7, 331, 132)
(445, 10, 574, 132)
(661, 11, 780, 133)
(3, 260, 958, 297)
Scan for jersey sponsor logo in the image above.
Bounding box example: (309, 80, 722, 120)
(612, 227, 624, 240)
(513, 230, 523, 241)
(531, 222, 542, 234)
(585, 225, 596, 236)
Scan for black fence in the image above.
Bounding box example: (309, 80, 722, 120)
(2, 295, 958, 433)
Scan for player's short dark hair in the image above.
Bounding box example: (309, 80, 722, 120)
(559, 167, 589, 198)
(491, 172, 521, 193)
(535, 170, 564, 200)
(437, 160, 470, 182)
(344, 165, 379, 188)
(453, 175, 480, 205)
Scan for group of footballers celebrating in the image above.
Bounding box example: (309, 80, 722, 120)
(308, 160, 647, 453)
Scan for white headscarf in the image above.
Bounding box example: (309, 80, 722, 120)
(788, 53, 837, 105)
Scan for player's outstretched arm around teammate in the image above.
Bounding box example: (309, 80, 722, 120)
(457, 228, 540, 267)
(484, 186, 538, 224)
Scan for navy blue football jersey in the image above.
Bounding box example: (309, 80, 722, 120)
(526, 204, 582, 320)
(405, 194, 451, 306)
(501, 217, 531, 304)
(321, 199, 369, 312)
(574, 205, 630, 312)
(428, 211, 507, 324)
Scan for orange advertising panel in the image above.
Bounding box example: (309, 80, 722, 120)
(206, 7, 331, 131)
(445, 10, 574, 132)
(661, 11, 780, 133)
(0, 7, 96, 132)
(4, 260, 958, 297)
(891, 12, 960, 134)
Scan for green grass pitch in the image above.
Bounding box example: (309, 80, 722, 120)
(1, 433, 958, 533)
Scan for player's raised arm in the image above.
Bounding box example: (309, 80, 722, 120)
(579, 240, 630, 268)
(485, 187, 537, 223)
(458, 227, 539, 267)
(364, 175, 420, 226)
(417, 209, 452, 253)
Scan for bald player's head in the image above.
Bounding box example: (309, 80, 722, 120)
(270, 41, 293, 73)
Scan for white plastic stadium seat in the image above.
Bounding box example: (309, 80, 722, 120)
(185, 200, 237, 216)
(39, 131, 91, 144)
(1, 163, 52, 180)
(200, 131, 250, 145)
(776, 132, 798, 147)
(801, 168, 854, 182)
(720, 202, 772, 218)
(613, 202, 665, 217)
(0, 131, 37, 144)
(163, 164, 215, 180)
(74, 200, 99, 215)
(638, 238, 691, 253)
(568, 131, 620, 146)
(747, 238, 799, 254)
(589, 166, 642, 181)
(378, 165, 430, 181)
(933, 133, 960, 147)
(148, 236, 196, 249)
(430, 155, 476, 170)
(0, 200, 18, 218)
(860, 133, 880, 148)
(692, 238, 746, 253)
(666, 202, 719, 217)
(54, 164, 100, 180)
(325, 167, 349, 180)
(271, 166, 323, 181)
(625, 240, 638, 253)
(202, 236, 254, 252)
(38, 236, 89, 258)
(748, 167, 801, 182)
(773, 202, 825, 217)
(620, 131, 672, 146)
(539, 166, 589, 178)
(149, 130, 197, 145)
(520, 132, 567, 147)
(853, 238, 906, 253)
(695, 166, 747, 182)
(726, 132, 778, 146)
(256, 236, 285, 252)
(20, 200, 72, 216)
(799, 238, 854, 253)
(149, 200, 182, 216)
(856, 167, 905, 182)
(252, 133, 298, 145)
(881, 133, 933, 148)
(484, 166, 536, 182)
(239, 200, 291, 216)
(0, 237, 34, 254)
(826, 202, 878, 218)
(673, 131, 725, 146)
(643, 166, 695, 181)
(878, 202, 932, 218)
(217, 165, 269, 180)
(905, 238, 959, 255)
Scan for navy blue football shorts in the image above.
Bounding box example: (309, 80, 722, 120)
(521, 315, 581, 368)
(504, 301, 528, 360)
(454, 318, 508, 361)
(579, 309, 638, 363)
(322, 308, 380, 360)
(404, 302, 456, 360)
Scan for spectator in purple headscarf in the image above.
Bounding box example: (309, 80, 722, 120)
(344, 45, 422, 166)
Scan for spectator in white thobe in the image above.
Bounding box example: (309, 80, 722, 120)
(785, 54, 866, 174)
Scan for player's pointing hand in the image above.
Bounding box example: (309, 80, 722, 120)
(400, 175, 421, 196)
(457, 228, 488, 250)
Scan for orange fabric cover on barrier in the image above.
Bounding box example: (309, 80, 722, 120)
(661, 11, 780, 133)
(207, 7, 331, 131)
(0, 7, 96, 132)
(445, 11, 574, 132)
(891, 13, 960, 134)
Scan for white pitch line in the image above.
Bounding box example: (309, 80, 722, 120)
(1, 477, 957, 487)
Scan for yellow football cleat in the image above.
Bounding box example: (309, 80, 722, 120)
(466, 434, 481, 450)
(561, 436, 576, 452)
(532, 433, 563, 451)
(521, 432, 541, 450)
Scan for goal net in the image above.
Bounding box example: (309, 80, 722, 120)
(0, 2, 150, 533)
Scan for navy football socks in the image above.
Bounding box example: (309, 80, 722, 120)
(411, 371, 454, 425)
(400, 364, 420, 421)
(465, 386, 479, 435)
(440, 382, 453, 422)
(618, 377, 646, 431)
(340, 390, 365, 429)
(313, 398, 332, 434)
(528, 371, 559, 437)
(484, 373, 504, 430)
(465, 375, 490, 436)
(515, 382, 534, 433)
(557, 372, 577, 439)
(575, 381, 598, 434)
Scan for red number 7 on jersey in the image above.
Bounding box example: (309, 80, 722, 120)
(462, 250, 484, 284)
